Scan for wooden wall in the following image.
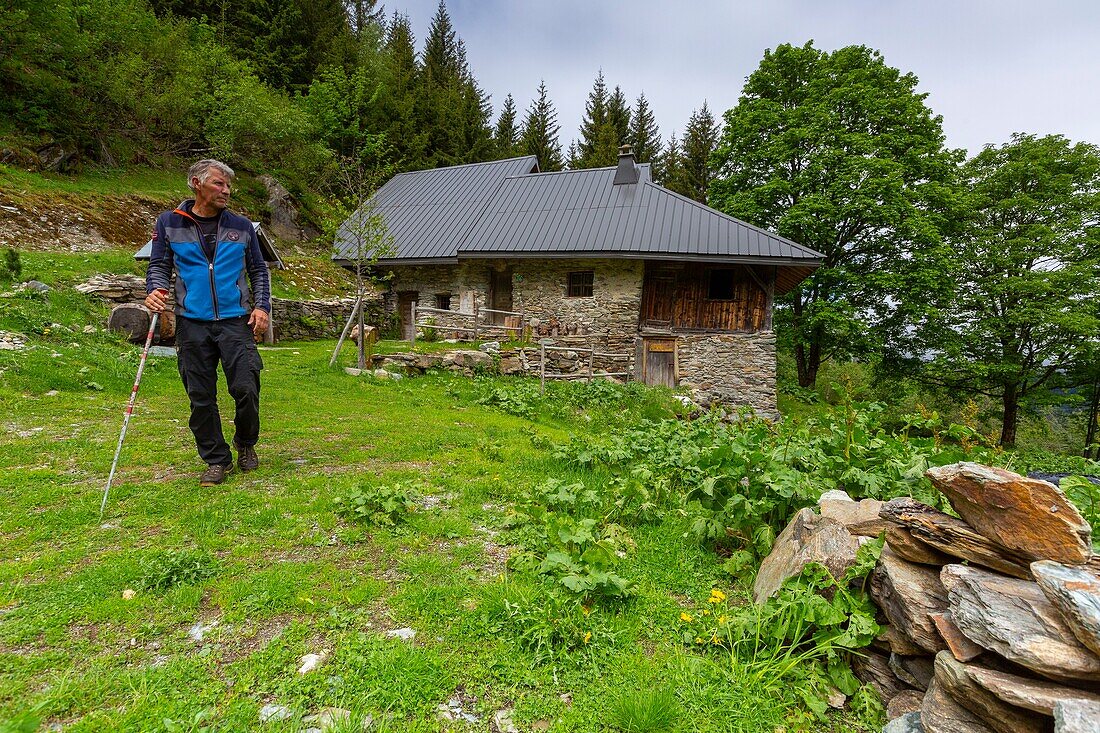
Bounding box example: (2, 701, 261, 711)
(640, 263, 771, 332)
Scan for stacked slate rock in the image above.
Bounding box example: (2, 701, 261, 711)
(870, 463, 1100, 733)
(756, 462, 1100, 733)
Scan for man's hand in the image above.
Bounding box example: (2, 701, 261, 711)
(249, 308, 270, 340)
(144, 288, 169, 313)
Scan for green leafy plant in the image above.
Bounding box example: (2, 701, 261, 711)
(335, 483, 418, 526)
(137, 549, 219, 592)
(1061, 476, 1100, 548)
(482, 582, 606, 664)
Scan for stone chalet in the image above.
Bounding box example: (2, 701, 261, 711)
(334, 149, 822, 415)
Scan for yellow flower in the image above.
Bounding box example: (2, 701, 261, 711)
(708, 589, 726, 603)
(694, 636, 703, 644)
(718, 615, 728, 624)
(679, 612, 693, 622)
(583, 631, 592, 644)
(702, 609, 710, 616)
(711, 634, 720, 645)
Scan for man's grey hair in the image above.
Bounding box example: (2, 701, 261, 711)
(187, 159, 235, 192)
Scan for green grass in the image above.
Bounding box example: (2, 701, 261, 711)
(0, 304, 886, 732)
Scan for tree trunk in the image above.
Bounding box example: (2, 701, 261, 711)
(1084, 379, 1100, 460)
(792, 292, 821, 388)
(1000, 385, 1020, 447)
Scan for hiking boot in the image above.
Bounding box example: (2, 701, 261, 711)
(200, 462, 234, 487)
(234, 441, 259, 472)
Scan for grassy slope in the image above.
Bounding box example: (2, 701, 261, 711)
(0, 267, 879, 732)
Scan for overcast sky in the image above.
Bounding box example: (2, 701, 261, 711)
(387, 0, 1100, 156)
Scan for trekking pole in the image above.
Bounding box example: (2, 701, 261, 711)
(99, 304, 162, 521)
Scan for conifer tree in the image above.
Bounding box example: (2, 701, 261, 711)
(578, 71, 608, 164)
(607, 85, 631, 147)
(520, 80, 563, 171)
(628, 92, 662, 165)
(382, 12, 426, 166)
(494, 94, 521, 158)
(676, 102, 719, 203)
(565, 140, 581, 169)
(654, 132, 683, 188)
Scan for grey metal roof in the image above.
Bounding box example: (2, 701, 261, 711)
(334, 155, 822, 275)
(334, 156, 539, 262)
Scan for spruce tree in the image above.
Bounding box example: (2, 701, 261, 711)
(628, 92, 662, 165)
(677, 102, 719, 203)
(520, 80, 563, 172)
(382, 12, 426, 167)
(494, 94, 521, 158)
(565, 140, 581, 169)
(607, 85, 631, 147)
(577, 71, 608, 165)
(655, 132, 683, 188)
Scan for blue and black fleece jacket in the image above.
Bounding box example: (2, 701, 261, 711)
(146, 200, 271, 321)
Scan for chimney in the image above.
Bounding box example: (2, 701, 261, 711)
(614, 144, 639, 185)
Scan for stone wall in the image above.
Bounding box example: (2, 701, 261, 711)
(675, 332, 778, 418)
(77, 273, 387, 342)
(512, 259, 643, 353)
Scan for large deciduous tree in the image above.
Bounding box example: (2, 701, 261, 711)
(910, 134, 1100, 447)
(709, 42, 963, 389)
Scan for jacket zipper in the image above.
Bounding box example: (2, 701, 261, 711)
(177, 208, 220, 320)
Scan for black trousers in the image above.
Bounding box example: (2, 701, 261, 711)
(176, 315, 262, 466)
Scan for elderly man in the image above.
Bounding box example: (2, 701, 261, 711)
(145, 159, 271, 486)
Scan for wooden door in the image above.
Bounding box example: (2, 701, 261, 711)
(641, 266, 676, 329)
(397, 291, 417, 341)
(488, 268, 513, 324)
(642, 338, 677, 387)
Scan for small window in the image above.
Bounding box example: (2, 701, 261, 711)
(707, 269, 736, 300)
(567, 271, 594, 297)
(435, 293, 451, 310)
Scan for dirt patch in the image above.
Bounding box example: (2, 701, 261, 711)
(0, 191, 171, 252)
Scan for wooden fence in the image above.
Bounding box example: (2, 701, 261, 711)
(410, 301, 525, 345)
(538, 340, 632, 393)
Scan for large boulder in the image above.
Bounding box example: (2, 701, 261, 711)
(752, 508, 859, 603)
(259, 174, 317, 241)
(941, 564, 1100, 683)
(925, 463, 1092, 565)
(871, 544, 950, 654)
(1032, 561, 1100, 657)
(932, 652, 1049, 733)
(880, 498, 1031, 579)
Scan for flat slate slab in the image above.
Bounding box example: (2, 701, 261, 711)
(871, 544, 950, 654)
(926, 463, 1092, 565)
(1032, 560, 1100, 657)
(880, 498, 1032, 579)
(933, 651, 1049, 733)
(941, 564, 1100, 683)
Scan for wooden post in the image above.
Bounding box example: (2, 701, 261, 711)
(540, 341, 546, 394)
(410, 300, 417, 346)
(473, 300, 479, 342)
(587, 337, 594, 383)
(329, 296, 362, 367)
(357, 291, 366, 369)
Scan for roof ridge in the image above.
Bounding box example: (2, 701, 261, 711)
(400, 155, 538, 176)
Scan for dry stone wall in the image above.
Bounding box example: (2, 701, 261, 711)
(79, 273, 382, 341)
(675, 332, 778, 418)
(757, 463, 1100, 733)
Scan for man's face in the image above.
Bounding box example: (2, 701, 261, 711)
(192, 171, 231, 211)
